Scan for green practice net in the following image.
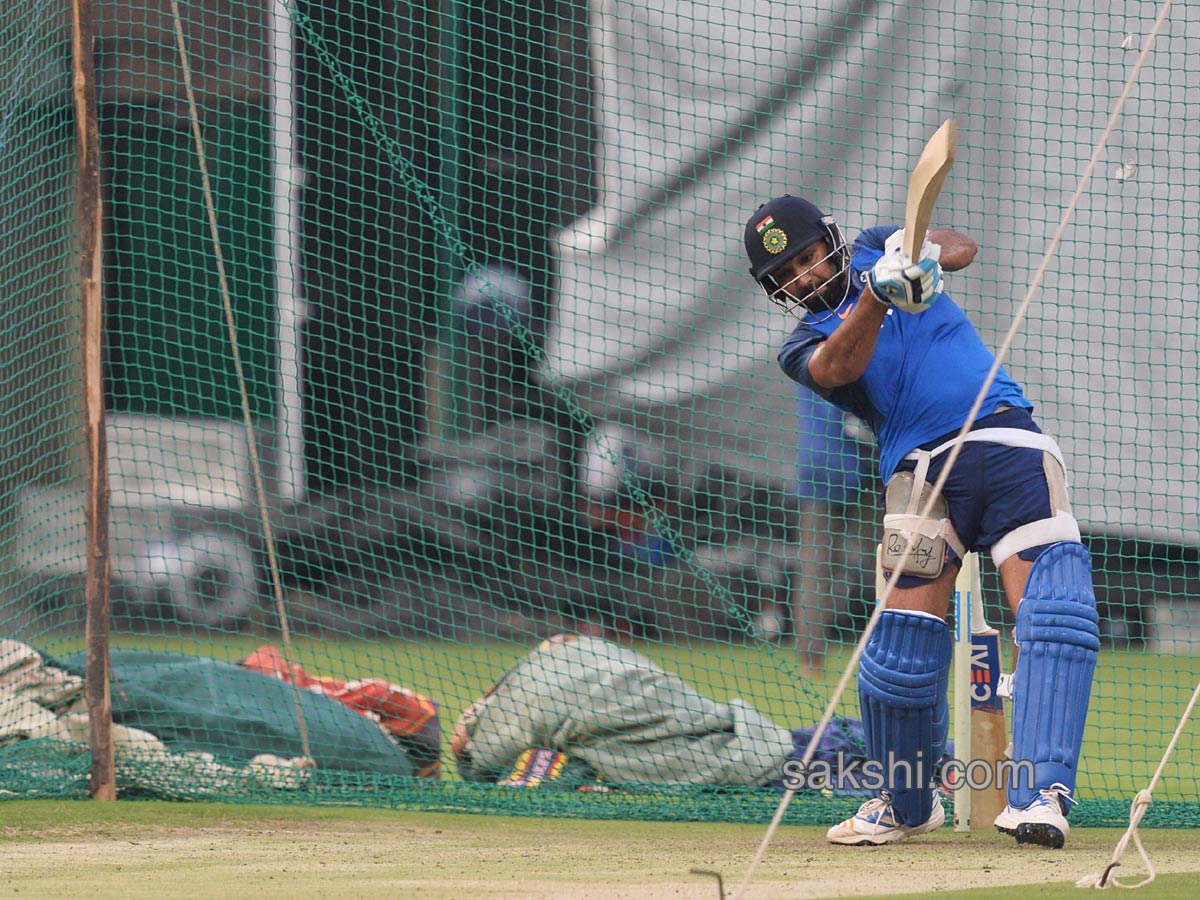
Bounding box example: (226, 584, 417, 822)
(0, 0, 1197, 828)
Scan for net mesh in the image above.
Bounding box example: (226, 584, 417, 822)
(0, 0, 1197, 827)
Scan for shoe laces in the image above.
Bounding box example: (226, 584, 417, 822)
(857, 795, 898, 828)
(1036, 782, 1074, 812)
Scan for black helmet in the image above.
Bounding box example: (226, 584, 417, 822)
(744, 195, 849, 317)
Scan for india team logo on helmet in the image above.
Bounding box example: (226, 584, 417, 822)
(755, 215, 788, 255)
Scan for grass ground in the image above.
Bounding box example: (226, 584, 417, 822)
(46, 632, 1200, 806)
(6, 634, 1197, 896)
(1, 800, 1197, 899)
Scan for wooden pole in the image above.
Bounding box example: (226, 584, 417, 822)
(72, 0, 114, 800)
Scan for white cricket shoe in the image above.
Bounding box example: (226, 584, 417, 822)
(994, 783, 1072, 848)
(826, 794, 946, 845)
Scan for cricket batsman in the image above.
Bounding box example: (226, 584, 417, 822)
(744, 194, 1099, 848)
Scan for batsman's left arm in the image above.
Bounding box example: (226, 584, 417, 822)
(927, 229, 978, 271)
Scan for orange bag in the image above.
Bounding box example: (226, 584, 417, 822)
(240, 646, 441, 778)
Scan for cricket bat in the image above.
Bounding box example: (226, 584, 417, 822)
(902, 119, 957, 262)
(953, 552, 1009, 832)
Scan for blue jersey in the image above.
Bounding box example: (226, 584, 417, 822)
(777, 225, 1032, 482)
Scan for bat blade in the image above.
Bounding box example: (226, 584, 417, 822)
(902, 119, 957, 261)
(952, 556, 973, 832)
(967, 566, 1009, 830)
(969, 628, 1008, 830)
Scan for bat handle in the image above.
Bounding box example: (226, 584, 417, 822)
(967, 557, 990, 634)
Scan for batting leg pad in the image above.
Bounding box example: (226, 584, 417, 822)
(934, 642, 950, 765)
(858, 610, 953, 825)
(1010, 541, 1100, 808)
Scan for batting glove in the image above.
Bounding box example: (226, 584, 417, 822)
(868, 254, 944, 312)
(882, 228, 942, 265)
(868, 229, 944, 312)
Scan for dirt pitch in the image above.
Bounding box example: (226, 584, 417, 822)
(0, 800, 1197, 899)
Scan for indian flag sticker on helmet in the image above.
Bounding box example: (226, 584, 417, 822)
(763, 227, 787, 254)
(755, 214, 775, 234)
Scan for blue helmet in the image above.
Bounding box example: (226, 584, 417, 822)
(744, 195, 850, 317)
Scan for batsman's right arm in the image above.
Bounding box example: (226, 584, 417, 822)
(807, 297, 889, 389)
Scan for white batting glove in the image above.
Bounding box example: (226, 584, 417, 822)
(868, 254, 944, 313)
(883, 228, 942, 265)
